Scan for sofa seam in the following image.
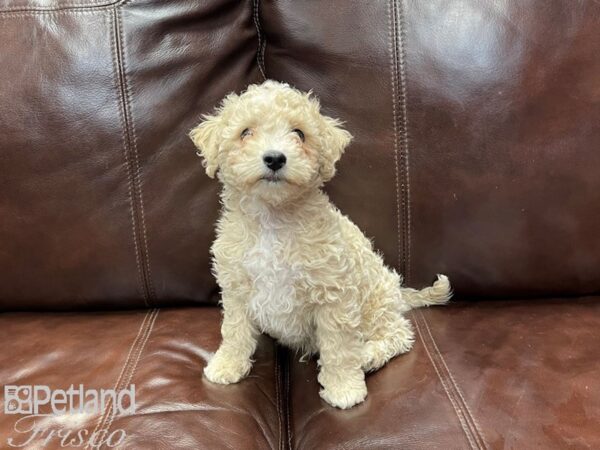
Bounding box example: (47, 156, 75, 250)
(285, 350, 292, 450)
(420, 311, 490, 449)
(274, 342, 282, 450)
(107, 6, 147, 306)
(274, 345, 292, 450)
(252, 0, 267, 80)
(114, 5, 157, 304)
(387, 0, 402, 275)
(413, 311, 484, 450)
(85, 308, 154, 449)
(99, 308, 160, 449)
(397, 0, 412, 283)
(0, 0, 128, 15)
(413, 312, 476, 449)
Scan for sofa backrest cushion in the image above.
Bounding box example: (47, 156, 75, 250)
(0, 0, 260, 310)
(1, 0, 599, 310)
(261, 0, 600, 299)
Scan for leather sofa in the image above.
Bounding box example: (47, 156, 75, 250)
(1, 1, 598, 449)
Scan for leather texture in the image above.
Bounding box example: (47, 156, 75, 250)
(0, 307, 281, 449)
(2, 0, 598, 307)
(1, 0, 599, 449)
(0, 0, 261, 310)
(260, 1, 404, 283)
(261, 0, 600, 298)
(1, 301, 597, 449)
(288, 299, 600, 450)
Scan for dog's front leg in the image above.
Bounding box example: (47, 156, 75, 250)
(204, 296, 258, 385)
(315, 304, 367, 409)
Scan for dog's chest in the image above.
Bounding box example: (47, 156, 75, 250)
(242, 219, 311, 345)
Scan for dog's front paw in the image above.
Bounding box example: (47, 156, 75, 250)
(204, 352, 252, 385)
(319, 380, 368, 409)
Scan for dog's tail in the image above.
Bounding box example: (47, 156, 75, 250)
(401, 274, 452, 310)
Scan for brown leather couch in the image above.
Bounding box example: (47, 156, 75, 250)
(1, 1, 599, 449)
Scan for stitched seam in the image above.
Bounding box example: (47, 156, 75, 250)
(413, 312, 478, 450)
(93, 309, 159, 449)
(420, 312, 489, 449)
(252, 0, 267, 79)
(116, 5, 156, 302)
(387, 0, 402, 275)
(85, 308, 153, 450)
(285, 351, 291, 450)
(0, 0, 128, 15)
(420, 314, 488, 450)
(114, 6, 156, 304)
(108, 7, 147, 306)
(274, 343, 282, 450)
(0, 6, 114, 16)
(397, 0, 412, 282)
(99, 309, 160, 450)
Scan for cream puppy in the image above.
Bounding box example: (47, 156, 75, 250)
(190, 80, 451, 409)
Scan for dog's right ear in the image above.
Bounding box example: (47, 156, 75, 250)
(189, 114, 223, 178)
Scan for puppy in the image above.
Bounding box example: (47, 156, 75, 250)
(190, 80, 451, 409)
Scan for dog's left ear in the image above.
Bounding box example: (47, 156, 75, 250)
(189, 114, 223, 178)
(319, 115, 353, 181)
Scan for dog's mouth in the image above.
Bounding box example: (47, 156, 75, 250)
(260, 173, 285, 183)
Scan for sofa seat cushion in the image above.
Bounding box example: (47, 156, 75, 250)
(0, 307, 282, 450)
(2, 299, 598, 449)
(287, 298, 600, 450)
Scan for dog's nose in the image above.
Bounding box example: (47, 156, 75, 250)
(263, 151, 287, 172)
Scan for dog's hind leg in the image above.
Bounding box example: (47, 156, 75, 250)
(361, 314, 414, 372)
(360, 271, 415, 372)
(361, 275, 451, 372)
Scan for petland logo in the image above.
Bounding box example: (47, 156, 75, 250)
(3, 384, 135, 448)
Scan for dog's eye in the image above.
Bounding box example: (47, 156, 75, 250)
(241, 128, 252, 139)
(292, 129, 305, 142)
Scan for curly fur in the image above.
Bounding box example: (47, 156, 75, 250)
(190, 80, 451, 409)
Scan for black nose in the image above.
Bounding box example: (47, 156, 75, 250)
(263, 151, 287, 172)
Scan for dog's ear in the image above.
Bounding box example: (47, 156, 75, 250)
(189, 114, 223, 178)
(319, 115, 353, 182)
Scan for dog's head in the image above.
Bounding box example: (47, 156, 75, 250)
(189, 80, 352, 205)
